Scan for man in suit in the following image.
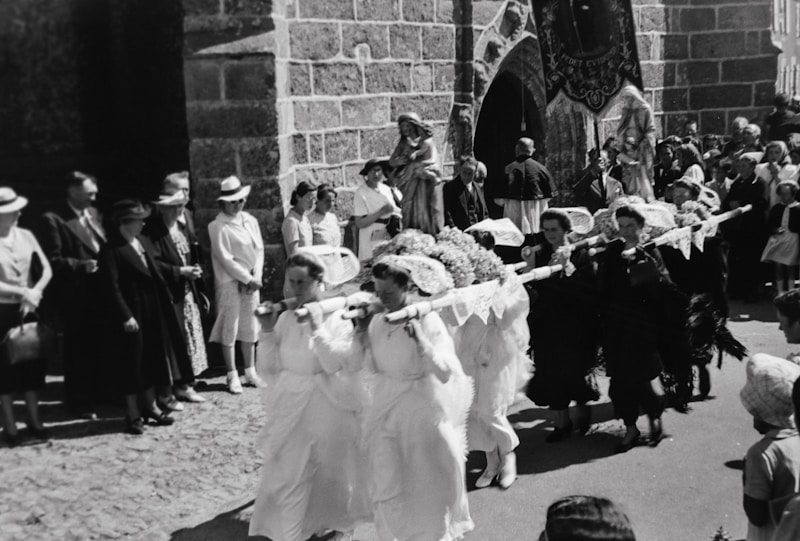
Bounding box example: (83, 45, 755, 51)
(571, 149, 624, 213)
(444, 157, 489, 230)
(38, 172, 106, 419)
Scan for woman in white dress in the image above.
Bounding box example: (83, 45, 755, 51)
(249, 251, 370, 541)
(456, 278, 528, 490)
(756, 140, 800, 207)
(360, 258, 473, 541)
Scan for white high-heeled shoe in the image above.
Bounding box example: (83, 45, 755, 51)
(475, 449, 500, 489)
(498, 451, 517, 489)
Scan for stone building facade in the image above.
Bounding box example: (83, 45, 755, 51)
(0, 0, 781, 296)
(182, 0, 778, 294)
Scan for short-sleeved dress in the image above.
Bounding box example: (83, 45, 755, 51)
(0, 227, 49, 394)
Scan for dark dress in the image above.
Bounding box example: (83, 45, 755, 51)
(99, 234, 191, 395)
(525, 236, 600, 410)
(722, 175, 769, 299)
(598, 243, 669, 424)
(142, 213, 203, 385)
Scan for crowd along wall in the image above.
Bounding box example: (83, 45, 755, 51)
(601, 0, 779, 141)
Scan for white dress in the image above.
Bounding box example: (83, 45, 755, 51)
(249, 310, 371, 541)
(455, 281, 530, 455)
(364, 311, 474, 541)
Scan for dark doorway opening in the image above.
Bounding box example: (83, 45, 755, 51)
(1, 0, 189, 228)
(474, 71, 544, 218)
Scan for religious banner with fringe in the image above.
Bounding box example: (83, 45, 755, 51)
(532, 0, 644, 115)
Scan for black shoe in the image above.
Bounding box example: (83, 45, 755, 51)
(142, 410, 174, 426)
(546, 422, 573, 443)
(649, 419, 665, 447)
(698, 366, 711, 399)
(614, 434, 639, 454)
(125, 417, 145, 435)
(2, 430, 21, 447)
(26, 424, 51, 440)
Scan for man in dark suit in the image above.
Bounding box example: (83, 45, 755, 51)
(38, 172, 106, 419)
(444, 157, 489, 230)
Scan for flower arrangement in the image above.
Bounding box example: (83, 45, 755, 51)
(354, 227, 508, 288)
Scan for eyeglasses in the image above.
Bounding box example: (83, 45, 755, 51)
(231, 198, 247, 205)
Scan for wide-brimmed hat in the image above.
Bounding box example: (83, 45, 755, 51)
(0, 188, 28, 214)
(359, 158, 390, 176)
(740, 353, 800, 429)
(111, 199, 151, 223)
(217, 176, 251, 202)
(153, 189, 189, 207)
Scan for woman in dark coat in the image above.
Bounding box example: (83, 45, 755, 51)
(525, 209, 600, 442)
(143, 190, 207, 406)
(722, 154, 770, 303)
(598, 205, 667, 453)
(99, 200, 189, 435)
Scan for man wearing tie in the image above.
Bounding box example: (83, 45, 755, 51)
(444, 157, 489, 230)
(571, 149, 624, 214)
(38, 171, 106, 419)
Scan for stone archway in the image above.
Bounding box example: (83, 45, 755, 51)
(473, 70, 542, 218)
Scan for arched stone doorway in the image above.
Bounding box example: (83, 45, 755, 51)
(474, 70, 544, 218)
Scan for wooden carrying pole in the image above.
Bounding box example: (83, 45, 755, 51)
(382, 263, 565, 324)
(620, 204, 752, 257)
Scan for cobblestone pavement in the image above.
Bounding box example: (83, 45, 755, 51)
(0, 376, 264, 541)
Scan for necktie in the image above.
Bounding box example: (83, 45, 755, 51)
(79, 212, 101, 253)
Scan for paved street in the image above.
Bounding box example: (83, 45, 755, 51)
(0, 298, 790, 541)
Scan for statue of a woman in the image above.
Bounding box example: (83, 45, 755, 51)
(389, 112, 444, 235)
(616, 85, 656, 202)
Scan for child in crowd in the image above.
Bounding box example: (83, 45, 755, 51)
(762, 181, 800, 295)
(740, 353, 800, 541)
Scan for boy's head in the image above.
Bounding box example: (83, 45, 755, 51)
(740, 354, 800, 431)
(775, 92, 791, 112)
(776, 289, 800, 344)
(515, 137, 535, 157)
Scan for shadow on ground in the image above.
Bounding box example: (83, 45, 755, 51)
(171, 500, 253, 541)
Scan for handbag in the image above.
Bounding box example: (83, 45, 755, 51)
(2, 314, 55, 366)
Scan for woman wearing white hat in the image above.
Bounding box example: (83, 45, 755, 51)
(0, 188, 52, 446)
(144, 189, 208, 405)
(208, 176, 266, 394)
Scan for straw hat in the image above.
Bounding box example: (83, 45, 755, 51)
(740, 353, 800, 429)
(0, 187, 28, 214)
(217, 176, 251, 202)
(153, 190, 189, 207)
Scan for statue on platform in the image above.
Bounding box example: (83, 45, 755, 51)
(616, 85, 656, 201)
(389, 112, 444, 235)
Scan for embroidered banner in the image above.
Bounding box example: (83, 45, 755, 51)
(532, 0, 644, 115)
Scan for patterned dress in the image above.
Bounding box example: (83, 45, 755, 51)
(169, 225, 208, 376)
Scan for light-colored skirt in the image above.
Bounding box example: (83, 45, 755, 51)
(209, 280, 260, 346)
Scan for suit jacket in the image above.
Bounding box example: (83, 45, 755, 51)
(37, 202, 106, 312)
(443, 177, 488, 230)
(571, 168, 624, 214)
